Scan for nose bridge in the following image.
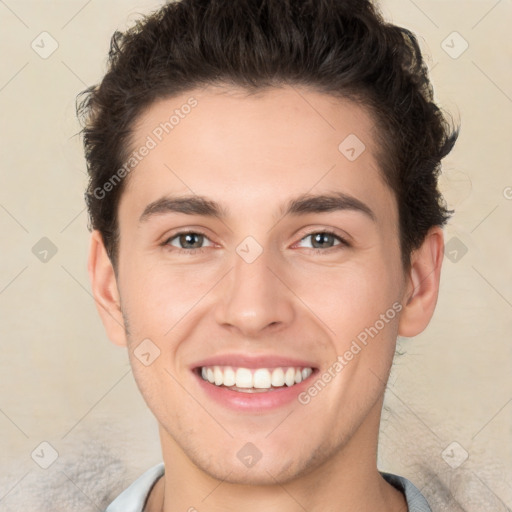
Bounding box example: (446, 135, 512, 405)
(214, 242, 294, 335)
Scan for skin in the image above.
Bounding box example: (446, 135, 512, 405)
(89, 85, 444, 511)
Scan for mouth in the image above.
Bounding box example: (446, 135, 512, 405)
(191, 355, 319, 411)
(195, 365, 314, 393)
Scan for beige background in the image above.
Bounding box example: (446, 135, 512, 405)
(0, 1, 511, 510)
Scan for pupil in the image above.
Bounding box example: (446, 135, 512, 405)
(181, 233, 202, 248)
(313, 233, 332, 248)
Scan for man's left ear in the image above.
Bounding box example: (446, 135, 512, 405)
(398, 226, 444, 337)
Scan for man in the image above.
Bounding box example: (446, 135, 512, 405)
(78, 0, 458, 510)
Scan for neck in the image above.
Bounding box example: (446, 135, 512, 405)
(150, 402, 406, 512)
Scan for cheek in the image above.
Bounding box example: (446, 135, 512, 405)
(291, 258, 402, 339)
(119, 257, 222, 340)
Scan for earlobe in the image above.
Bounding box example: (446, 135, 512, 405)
(88, 230, 128, 347)
(398, 227, 444, 338)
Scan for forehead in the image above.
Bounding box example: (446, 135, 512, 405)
(120, 85, 396, 226)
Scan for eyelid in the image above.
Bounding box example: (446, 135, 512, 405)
(160, 225, 212, 242)
(294, 225, 352, 245)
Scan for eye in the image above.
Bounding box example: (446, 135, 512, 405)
(164, 231, 214, 252)
(296, 231, 349, 251)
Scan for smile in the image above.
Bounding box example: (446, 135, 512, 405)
(199, 366, 314, 392)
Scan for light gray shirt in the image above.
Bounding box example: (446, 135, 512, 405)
(105, 463, 432, 511)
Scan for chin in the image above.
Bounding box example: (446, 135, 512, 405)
(185, 440, 329, 487)
(201, 459, 298, 486)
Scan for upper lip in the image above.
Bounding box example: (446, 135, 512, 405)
(192, 354, 318, 370)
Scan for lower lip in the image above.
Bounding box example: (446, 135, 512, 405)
(193, 370, 316, 412)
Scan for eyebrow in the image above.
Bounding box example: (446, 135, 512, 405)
(139, 192, 376, 223)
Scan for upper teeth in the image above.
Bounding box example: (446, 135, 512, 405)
(200, 366, 313, 389)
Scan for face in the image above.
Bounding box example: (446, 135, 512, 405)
(95, 85, 417, 484)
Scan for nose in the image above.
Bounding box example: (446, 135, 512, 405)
(214, 246, 295, 338)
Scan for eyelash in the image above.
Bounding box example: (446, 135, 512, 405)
(162, 230, 350, 255)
